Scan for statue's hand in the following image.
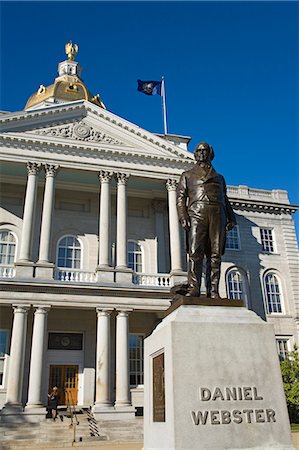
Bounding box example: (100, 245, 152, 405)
(181, 218, 191, 231)
(226, 222, 235, 231)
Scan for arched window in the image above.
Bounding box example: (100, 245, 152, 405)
(264, 273, 282, 313)
(0, 230, 17, 265)
(57, 236, 81, 269)
(128, 241, 142, 272)
(226, 269, 244, 300)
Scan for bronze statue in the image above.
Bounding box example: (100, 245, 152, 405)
(176, 142, 236, 298)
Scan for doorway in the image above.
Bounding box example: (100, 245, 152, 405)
(49, 365, 79, 405)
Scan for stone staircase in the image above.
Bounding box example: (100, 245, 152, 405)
(0, 408, 144, 449)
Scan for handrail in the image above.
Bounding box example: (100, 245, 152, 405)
(65, 389, 79, 443)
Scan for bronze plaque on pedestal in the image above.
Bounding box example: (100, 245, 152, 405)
(153, 352, 165, 422)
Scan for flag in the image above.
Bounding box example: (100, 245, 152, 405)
(137, 80, 162, 96)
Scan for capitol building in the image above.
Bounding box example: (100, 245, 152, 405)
(0, 44, 298, 423)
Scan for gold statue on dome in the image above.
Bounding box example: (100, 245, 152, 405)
(65, 41, 78, 61)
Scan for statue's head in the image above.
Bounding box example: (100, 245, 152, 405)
(194, 142, 214, 163)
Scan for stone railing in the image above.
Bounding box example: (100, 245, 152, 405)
(54, 269, 98, 283)
(133, 273, 171, 287)
(0, 265, 16, 278)
(227, 186, 289, 204)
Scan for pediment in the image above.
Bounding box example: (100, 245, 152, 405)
(0, 101, 194, 163)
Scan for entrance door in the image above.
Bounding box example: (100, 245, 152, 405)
(49, 365, 79, 405)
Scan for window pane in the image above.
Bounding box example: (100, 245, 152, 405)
(265, 273, 282, 313)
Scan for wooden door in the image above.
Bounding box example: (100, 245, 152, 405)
(49, 365, 79, 405)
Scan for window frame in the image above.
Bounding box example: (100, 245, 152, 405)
(129, 333, 144, 387)
(226, 269, 244, 300)
(276, 337, 291, 361)
(56, 235, 83, 270)
(0, 230, 17, 266)
(263, 271, 284, 314)
(260, 227, 276, 253)
(225, 225, 241, 251)
(127, 240, 144, 273)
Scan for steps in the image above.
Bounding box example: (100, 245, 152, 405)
(0, 409, 144, 449)
(0, 408, 107, 449)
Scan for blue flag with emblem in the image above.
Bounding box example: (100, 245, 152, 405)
(137, 80, 162, 96)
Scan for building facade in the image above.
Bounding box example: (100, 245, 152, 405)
(0, 48, 298, 419)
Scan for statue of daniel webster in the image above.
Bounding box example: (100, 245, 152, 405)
(176, 142, 236, 299)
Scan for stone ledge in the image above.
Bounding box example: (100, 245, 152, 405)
(165, 294, 244, 317)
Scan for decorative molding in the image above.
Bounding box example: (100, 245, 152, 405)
(44, 164, 59, 177)
(115, 172, 130, 185)
(27, 162, 41, 176)
(98, 170, 113, 184)
(31, 121, 123, 145)
(166, 179, 178, 191)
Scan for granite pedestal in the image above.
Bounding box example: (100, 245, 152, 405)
(143, 297, 294, 450)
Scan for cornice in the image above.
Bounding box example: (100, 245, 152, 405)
(0, 100, 194, 161)
(230, 199, 298, 215)
(0, 134, 194, 171)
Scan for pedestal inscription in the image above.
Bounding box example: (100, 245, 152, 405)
(153, 352, 165, 422)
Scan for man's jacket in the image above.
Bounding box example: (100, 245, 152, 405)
(176, 163, 236, 225)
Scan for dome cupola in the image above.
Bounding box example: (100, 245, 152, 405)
(25, 42, 106, 110)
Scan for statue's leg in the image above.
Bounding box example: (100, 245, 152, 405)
(209, 206, 226, 299)
(205, 241, 212, 297)
(187, 214, 207, 296)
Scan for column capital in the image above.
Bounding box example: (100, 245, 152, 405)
(27, 162, 41, 176)
(98, 170, 113, 184)
(44, 164, 59, 178)
(166, 178, 178, 192)
(115, 172, 130, 185)
(12, 305, 31, 314)
(116, 309, 133, 317)
(96, 307, 114, 317)
(152, 199, 166, 213)
(33, 305, 51, 314)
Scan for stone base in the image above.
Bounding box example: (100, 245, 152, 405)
(92, 404, 135, 420)
(14, 262, 34, 278)
(23, 407, 47, 422)
(35, 262, 54, 279)
(143, 304, 294, 450)
(115, 267, 133, 284)
(170, 271, 187, 286)
(96, 266, 115, 283)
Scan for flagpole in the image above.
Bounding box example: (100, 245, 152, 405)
(161, 76, 168, 135)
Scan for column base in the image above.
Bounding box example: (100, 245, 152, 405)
(35, 262, 54, 279)
(14, 261, 35, 278)
(23, 406, 47, 422)
(92, 404, 135, 420)
(115, 267, 133, 284)
(170, 270, 187, 286)
(96, 265, 115, 283)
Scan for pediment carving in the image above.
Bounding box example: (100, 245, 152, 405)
(31, 121, 123, 145)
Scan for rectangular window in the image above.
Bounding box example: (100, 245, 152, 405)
(0, 330, 9, 387)
(260, 228, 275, 253)
(225, 225, 240, 250)
(129, 334, 144, 386)
(276, 338, 290, 361)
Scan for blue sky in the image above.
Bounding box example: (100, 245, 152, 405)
(1, 1, 298, 231)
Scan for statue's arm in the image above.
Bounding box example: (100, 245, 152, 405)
(176, 173, 190, 229)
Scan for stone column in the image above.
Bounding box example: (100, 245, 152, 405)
(96, 171, 114, 282)
(166, 179, 183, 272)
(115, 173, 132, 283)
(115, 310, 133, 409)
(5, 305, 30, 407)
(16, 162, 41, 277)
(36, 165, 59, 279)
(94, 307, 113, 410)
(25, 306, 50, 410)
(152, 200, 167, 273)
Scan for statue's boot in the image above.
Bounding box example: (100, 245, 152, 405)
(210, 259, 221, 299)
(186, 258, 202, 297)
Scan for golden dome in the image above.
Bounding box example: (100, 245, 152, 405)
(25, 43, 106, 110)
